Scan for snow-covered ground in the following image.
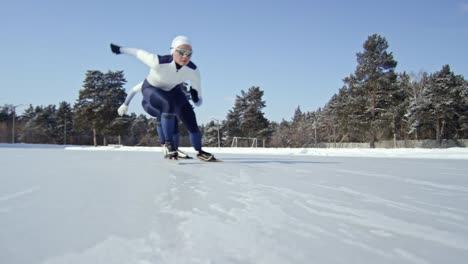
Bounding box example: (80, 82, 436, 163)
(1, 144, 468, 264)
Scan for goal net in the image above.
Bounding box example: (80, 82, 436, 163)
(231, 137, 258, 148)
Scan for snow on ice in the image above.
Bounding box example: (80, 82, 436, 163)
(1, 144, 468, 264)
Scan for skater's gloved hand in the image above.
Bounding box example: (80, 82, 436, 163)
(117, 104, 128, 116)
(182, 85, 192, 100)
(110, 43, 121, 54)
(194, 97, 203, 107)
(189, 88, 202, 106)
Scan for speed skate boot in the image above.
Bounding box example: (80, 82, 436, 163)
(161, 144, 168, 156)
(196, 150, 215, 161)
(164, 141, 178, 160)
(177, 149, 192, 159)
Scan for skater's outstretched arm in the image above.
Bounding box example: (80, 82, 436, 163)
(117, 82, 143, 116)
(110, 43, 159, 68)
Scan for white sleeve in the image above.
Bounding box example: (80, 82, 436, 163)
(124, 82, 143, 106)
(120, 47, 159, 68)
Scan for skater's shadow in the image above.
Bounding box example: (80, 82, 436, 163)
(179, 157, 340, 165)
(223, 158, 340, 165)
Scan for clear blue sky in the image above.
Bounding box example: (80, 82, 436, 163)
(1, 0, 467, 124)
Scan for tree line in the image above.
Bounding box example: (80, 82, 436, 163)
(268, 35, 467, 148)
(1, 34, 467, 148)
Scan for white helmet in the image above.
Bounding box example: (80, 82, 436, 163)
(170, 35, 192, 54)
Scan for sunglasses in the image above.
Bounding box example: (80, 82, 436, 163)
(176, 49, 193, 56)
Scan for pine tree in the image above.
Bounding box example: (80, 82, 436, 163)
(0, 105, 14, 142)
(73, 70, 126, 146)
(21, 105, 58, 144)
(288, 106, 318, 147)
(109, 116, 132, 145)
(290, 106, 305, 147)
(347, 34, 398, 147)
(241, 86, 271, 139)
(225, 86, 271, 144)
(322, 96, 338, 145)
(310, 109, 323, 146)
(324, 86, 352, 143)
(225, 95, 245, 141)
(292, 106, 303, 124)
(203, 120, 222, 147)
(342, 77, 370, 142)
(405, 71, 431, 139)
(383, 73, 408, 145)
(460, 78, 468, 138)
(419, 65, 465, 146)
(0, 105, 12, 122)
(270, 119, 292, 147)
(56, 101, 73, 145)
(131, 114, 150, 146)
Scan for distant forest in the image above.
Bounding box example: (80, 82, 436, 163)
(1, 34, 467, 148)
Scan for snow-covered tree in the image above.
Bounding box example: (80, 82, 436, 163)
(202, 120, 223, 147)
(269, 119, 292, 147)
(417, 65, 465, 146)
(460, 78, 468, 138)
(405, 71, 431, 139)
(20, 105, 58, 144)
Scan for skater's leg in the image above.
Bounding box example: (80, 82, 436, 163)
(156, 119, 166, 145)
(142, 100, 166, 144)
(172, 117, 180, 149)
(177, 102, 202, 151)
(142, 99, 161, 118)
(160, 113, 175, 143)
(142, 81, 177, 158)
(175, 96, 215, 160)
(143, 96, 181, 149)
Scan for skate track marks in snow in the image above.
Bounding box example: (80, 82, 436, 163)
(1, 145, 468, 264)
